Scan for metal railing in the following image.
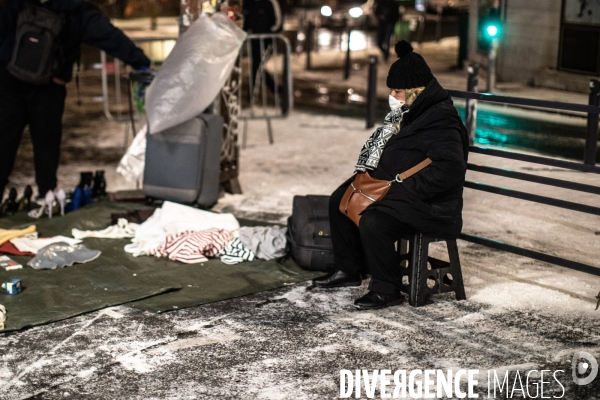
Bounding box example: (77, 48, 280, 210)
(98, 37, 177, 122)
(448, 68, 600, 276)
(461, 146, 600, 276)
(240, 33, 294, 148)
(455, 65, 600, 166)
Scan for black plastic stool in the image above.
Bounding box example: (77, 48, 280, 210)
(397, 233, 466, 307)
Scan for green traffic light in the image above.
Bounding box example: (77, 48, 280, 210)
(486, 25, 498, 37)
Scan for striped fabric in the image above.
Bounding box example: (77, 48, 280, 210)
(149, 229, 233, 264)
(219, 237, 255, 265)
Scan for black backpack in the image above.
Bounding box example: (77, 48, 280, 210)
(7, 4, 65, 84)
(286, 195, 335, 272)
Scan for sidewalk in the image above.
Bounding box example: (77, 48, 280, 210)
(3, 108, 600, 399)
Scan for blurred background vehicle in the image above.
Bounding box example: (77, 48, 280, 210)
(318, 0, 375, 31)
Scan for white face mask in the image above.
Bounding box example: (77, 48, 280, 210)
(389, 95, 405, 111)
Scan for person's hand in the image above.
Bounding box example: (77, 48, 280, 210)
(52, 77, 66, 85)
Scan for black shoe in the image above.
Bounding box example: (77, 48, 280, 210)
(78, 171, 94, 190)
(92, 170, 107, 198)
(353, 291, 404, 310)
(7, 187, 17, 214)
(0, 187, 16, 216)
(17, 185, 33, 212)
(311, 270, 362, 289)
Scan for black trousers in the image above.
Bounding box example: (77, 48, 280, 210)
(0, 67, 66, 198)
(249, 40, 290, 114)
(329, 181, 415, 295)
(377, 23, 393, 62)
(250, 40, 277, 93)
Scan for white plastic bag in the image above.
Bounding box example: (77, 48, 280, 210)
(117, 125, 147, 182)
(145, 13, 246, 134)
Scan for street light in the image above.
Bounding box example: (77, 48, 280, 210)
(320, 6, 332, 17)
(348, 7, 363, 18)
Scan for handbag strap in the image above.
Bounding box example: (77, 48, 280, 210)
(395, 158, 432, 182)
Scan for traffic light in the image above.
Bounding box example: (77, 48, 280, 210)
(485, 23, 499, 38)
(482, 8, 502, 41)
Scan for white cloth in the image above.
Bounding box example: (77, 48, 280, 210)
(10, 236, 82, 255)
(124, 201, 240, 257)
(72, 218, 138, 239)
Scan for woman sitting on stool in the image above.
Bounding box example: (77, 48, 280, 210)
(312, 41, 469, 310)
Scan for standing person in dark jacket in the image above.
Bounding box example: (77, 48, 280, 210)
(0, 0, 150, 201)
(374, 0, 400, 62)
(243, 0, 289, 113)
(243, 0, 281, 82)
(312, 41, 469, 310)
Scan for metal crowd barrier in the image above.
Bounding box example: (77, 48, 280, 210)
(98, 37, 177, 122)
(448, 73, 600, 276)
(240, 33, 294, 148)
(97, 34, 292, 149)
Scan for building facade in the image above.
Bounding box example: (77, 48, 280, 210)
(468, 0, 598, 91)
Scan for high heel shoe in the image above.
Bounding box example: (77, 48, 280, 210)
(45, 190, 55, 219)
(28, 202, 45, 219)
(28, 190, 54, 219)
(7, 188, 17, 214)
(0, 192, 9, 217)
(92, 170, 107, 198)
(0, 187, 17, 216)
(78, 171, 93, 190)
(17, 185, 33, 212)
(55, 189, 66, 216)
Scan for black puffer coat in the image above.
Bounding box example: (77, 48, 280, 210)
(365, 78, 469, 238)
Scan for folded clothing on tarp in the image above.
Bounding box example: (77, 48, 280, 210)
(10, 235, 82, 255)
(0, 241, 35, 257)
(0, 225, 36, 246)
(219, 237, 255, 265)
(28, 242, 102, 270)
(149, 228, 232, 264)
(124, 201, 239, 257)
(239, 226, 288, 260)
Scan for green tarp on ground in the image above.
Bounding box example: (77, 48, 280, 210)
(0, 263, 180, 332)
(0, 201, 320, 331)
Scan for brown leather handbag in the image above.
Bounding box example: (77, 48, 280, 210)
(339, 158, 432, 226)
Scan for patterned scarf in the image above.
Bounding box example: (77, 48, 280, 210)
(355, 105, 410, 172)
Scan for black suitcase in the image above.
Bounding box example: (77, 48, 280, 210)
(286, 195, 334, 272)
(143, 114, 223, 207)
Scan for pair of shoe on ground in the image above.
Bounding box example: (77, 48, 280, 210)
(29, 189, 67, 219)
(311, 270, 404, 310)
(0, 185, 33, 216)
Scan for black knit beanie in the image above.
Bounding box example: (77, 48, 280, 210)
(386, 41, 434, 89)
